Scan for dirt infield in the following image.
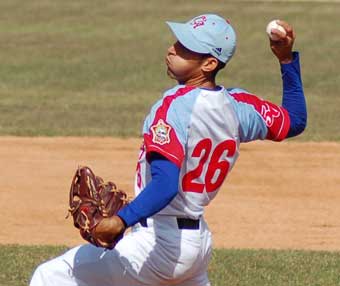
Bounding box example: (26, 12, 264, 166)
(1, 137, 339, 251)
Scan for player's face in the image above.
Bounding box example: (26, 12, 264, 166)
(166, 41, 207, 84)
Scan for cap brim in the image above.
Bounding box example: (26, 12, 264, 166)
(166, 21, 209, 54)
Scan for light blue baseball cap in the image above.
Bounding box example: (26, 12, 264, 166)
(166, 14, 236, 64)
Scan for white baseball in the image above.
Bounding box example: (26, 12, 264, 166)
(266, 20, 286, 41)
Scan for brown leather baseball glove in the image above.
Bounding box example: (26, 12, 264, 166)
(67, 166, 129, 249)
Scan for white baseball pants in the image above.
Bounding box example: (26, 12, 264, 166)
(30, 216, 212, 286)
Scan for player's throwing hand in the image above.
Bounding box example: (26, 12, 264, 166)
(269, 20, 296, 64)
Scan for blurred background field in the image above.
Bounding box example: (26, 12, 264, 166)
(0, 0, 339, 139)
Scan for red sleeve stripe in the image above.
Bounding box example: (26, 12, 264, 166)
(144, 142, 182, 167)
(151, 86, 195, 126)
(274, 106, 290, 141)
(230, 92, 291, 141)
(144, 86, 196, 167)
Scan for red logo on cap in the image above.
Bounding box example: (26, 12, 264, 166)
(191, 16, 207, 29)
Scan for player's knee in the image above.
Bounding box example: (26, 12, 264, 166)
(30, 262, 53, 286)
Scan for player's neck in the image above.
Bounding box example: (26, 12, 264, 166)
(179, 77, 216, 89)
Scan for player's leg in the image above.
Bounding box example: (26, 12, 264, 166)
(174, 272, 211, 286)
(113, 216, 213, 284)
(30, 217, 212, 286)
(30, 224, 165, 286)
(29, 244, 138, 286)
(174, 218, 213, 286)
(30, 225, 160, 286)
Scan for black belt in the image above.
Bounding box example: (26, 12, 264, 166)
(140, 218, 200, 230)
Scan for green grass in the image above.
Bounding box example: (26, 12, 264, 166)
(2, 245, 340, 286)
(209, 249, 340, 286)
(0, 0, 339, 139)
(0, 245, 66, 286)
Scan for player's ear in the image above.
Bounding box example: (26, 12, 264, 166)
(201, 56, 219, 74)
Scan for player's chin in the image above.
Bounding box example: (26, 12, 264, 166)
(166, 68, 177, 80)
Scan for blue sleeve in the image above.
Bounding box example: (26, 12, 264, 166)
(281, 52, 307, 137)
(117, 154, 180, 227)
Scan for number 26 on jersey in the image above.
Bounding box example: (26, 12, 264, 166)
(182, 138, 236, 193)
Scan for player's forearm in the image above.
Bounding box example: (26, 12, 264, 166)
(281, 52, 307, 137)
(118, 155, 180, 227)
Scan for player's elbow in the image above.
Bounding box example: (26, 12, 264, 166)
(287, 116, 307, 138)
(150, 155, 180, 200)
(160, 173, 179, 200)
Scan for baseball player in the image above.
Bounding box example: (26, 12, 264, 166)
(30, 14, 306, 286)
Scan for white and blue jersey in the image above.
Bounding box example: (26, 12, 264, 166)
(137, 84, 291, 219)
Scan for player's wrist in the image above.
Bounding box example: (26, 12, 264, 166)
(280, 51, 299, 67)
(93, 216, 125, 244)
(117, 214, 127, 228)
(279, 56, 293, 64)
(276, 51, 293, 64)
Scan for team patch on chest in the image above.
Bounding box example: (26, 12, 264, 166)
(151, 119, 172, 145)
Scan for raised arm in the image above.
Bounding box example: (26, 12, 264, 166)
(229, 20, 306, 142)
(270, 20, 307, 137)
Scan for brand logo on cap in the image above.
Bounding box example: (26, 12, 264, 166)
(213, 47, 222, 55)
(191, 15, 207, 29)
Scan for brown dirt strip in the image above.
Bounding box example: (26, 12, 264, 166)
(1, 137, 339, 251)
